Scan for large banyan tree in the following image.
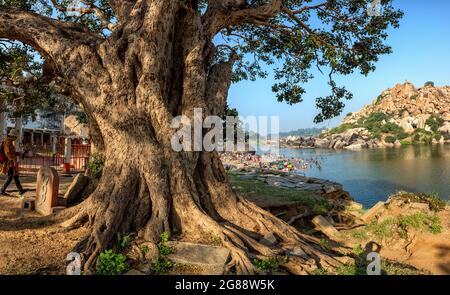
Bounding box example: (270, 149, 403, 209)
(0, 0, 402, 273)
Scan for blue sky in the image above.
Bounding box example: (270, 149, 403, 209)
(227, 0, 450, 132)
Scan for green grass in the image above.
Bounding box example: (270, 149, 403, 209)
(227, 172, 332, 212)
(321, 123, 357, 137)
(344, 212, 442, 243)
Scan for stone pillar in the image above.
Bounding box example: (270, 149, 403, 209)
(35, 166, 59, 216)
(40, 132, 44, 146)
(30, 130, 34, 145)
(64, 137, 72, 172)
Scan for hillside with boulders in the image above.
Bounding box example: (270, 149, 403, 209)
(281, 82, 450, 149)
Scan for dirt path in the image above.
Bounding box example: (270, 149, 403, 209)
(381, 209, 450, 275)
(0, 174, 86, 275)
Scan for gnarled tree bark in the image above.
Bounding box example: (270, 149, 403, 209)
(1, 1, 342, 274)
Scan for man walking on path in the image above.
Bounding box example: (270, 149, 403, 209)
(0, 129, 28, 196)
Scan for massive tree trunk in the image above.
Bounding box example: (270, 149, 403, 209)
(1, 1, 341, 274)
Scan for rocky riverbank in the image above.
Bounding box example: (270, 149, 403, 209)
(281, 82, 450, 150)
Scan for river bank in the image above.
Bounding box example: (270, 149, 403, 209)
(226, 168, 450, 275)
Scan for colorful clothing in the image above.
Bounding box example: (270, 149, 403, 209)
(1, 138, 19, 176)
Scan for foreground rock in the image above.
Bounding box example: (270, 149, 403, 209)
(168, 242, 230, 275)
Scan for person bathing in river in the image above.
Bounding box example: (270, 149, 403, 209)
(0, 129, 28, 196)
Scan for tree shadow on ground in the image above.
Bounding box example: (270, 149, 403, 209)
(437, 244, 450, 274)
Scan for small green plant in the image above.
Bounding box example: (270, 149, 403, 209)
(140, 245, 150, 255)
(117, 233, 132, 249)
(96, 250, 129, 275)
(352, 244, 364, 257)
(253, 256, 288, 274)
(210, 235, 222, 246)
(319, 239, 331, 251)
(87, 152, 104, 179)
(157, 232, 171, 256)
(152, 232, 173, 274)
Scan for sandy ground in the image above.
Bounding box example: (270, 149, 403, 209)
(0, 174, 87, 275)
(0, 174, 448, 275)
(381, 208, 450, 275)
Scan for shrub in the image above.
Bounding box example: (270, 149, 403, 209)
(424, 81, 434, 87)
(385, 136, 396, 144)
(375, 94, 385, 105)
(96, 250, 129, 275)
(346, 112, 353, 117)
(87, 152, 104, 179)
(117, 233, 132, 249)
(425, 115, 444, 133)
(397, 132, 409, 140)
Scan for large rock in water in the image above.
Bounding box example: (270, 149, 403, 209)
(168, 242, 230, 275)
(314, 138, 330, 148)
(63, 174, 90, 205)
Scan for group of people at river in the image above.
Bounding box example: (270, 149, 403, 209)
(220, 152, 322, 173)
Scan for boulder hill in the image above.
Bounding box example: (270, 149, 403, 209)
(282, 82, 450, 149)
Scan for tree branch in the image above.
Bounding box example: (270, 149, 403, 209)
(108, 0, 136, 24)
(203, 0, 283, 37)
(0, 7, 101, 82)
(50, 0, 116, 31)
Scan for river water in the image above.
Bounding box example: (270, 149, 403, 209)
(277, 145, 450, 208)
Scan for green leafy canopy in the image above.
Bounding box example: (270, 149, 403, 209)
(1, 0, 403, 123)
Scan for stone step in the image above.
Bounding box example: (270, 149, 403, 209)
(168, 242, 230, 275)
(361, 201, 386, 223)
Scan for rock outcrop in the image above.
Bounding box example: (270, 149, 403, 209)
(281, 82, 450, 149)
